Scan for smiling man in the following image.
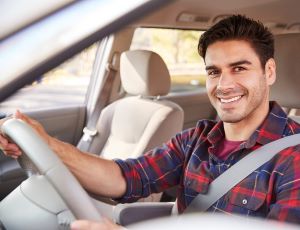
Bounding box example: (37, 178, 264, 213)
(2, 15, 300, 229)
(204, 38, 276, 141)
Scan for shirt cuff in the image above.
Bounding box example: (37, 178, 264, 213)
(113, 158, 143, 203)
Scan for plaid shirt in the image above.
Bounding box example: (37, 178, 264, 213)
(115, 101, 300, 224)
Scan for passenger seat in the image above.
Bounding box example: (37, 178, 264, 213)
(87, 50, 184, 161)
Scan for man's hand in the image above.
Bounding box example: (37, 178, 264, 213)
(71, 218, 126, 230)
(0, 110, 127, 200)
(0, 110, 51, 158)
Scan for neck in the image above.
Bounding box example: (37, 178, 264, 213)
(223, 101, 270, 141)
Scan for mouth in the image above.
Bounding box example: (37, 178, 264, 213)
(218, 95, 243, 104)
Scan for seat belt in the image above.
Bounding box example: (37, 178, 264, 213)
(77, 54, 118, 152)
(180, 133, 300, 214)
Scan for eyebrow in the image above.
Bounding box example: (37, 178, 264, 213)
(205, 65, 219, 71)
(228, 60, 252, 67)
(205, 60, 252, 71)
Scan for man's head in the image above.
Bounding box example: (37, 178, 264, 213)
(200, 15, 276, 126)
(198, 15, 274, 69)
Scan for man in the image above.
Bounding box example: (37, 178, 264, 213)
(1, 15, 300, 229)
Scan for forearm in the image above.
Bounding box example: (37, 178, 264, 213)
(48, 137, 127, 198)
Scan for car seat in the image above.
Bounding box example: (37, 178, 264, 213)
(87, 49, 184, 160)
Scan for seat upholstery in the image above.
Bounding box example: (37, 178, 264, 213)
(88, 50, 184, 159)
(270, 33, 300, 123)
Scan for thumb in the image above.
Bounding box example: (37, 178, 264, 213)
(14, 110, 32, 124)
(13, 110, 24, 120)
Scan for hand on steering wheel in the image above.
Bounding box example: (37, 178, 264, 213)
(0, 114, 103, 221)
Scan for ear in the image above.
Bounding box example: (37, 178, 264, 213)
(265, 58, 276, 86)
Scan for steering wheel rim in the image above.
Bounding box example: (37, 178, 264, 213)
(1, 118, 103, 221)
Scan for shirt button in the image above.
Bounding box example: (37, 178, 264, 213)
(242, 199, 248, 205)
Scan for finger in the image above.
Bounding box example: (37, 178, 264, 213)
(14, 110, 30, 123)
(3, 147, 22, 155)
(0, 141, 22, 156)
(10, 155, 19, 159)
(2, 151, 20, 159)
(0, 151, 20, 159)
(15, 110, 41, 130)
(0, 135, 9, 147)
(1, 148, 22, 157)
(6, 142, 21, 151)
(70, 220, 94, 230)
(1, 141, 21, 152)
(1, 152, 21, 159)
(13, 110, 21, 119)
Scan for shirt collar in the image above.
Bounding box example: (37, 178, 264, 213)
(248, 101, 288, 147)
(207, 120, 224, 145)
(207, 101, 288, 149)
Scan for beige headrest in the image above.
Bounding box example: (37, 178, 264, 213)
(270, 33, 300, 108)
(120, 50, 171, 96)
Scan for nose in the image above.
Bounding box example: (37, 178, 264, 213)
(217, 72, 235, 92)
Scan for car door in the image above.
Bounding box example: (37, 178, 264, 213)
(0, 26, 143, 200)
(1, 32, 134, 199)
(0, 41, 101, 200)
(0, 43, 99, 145)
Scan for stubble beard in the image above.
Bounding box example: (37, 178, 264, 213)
(212, 78, 268, 124)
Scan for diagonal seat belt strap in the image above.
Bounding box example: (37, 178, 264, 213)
(184, 133, 300, 213)
(77, 55, 118, 152)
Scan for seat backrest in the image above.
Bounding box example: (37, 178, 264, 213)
(88, 50, 184, 159)
(270, 33, 300, 123)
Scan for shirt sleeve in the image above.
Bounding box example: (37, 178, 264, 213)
(113, 130, 191, 203)
(267, 148, 300, 224)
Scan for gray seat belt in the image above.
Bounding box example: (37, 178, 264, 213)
(77, 55, 118, 152)
(179, 133, 300, 214)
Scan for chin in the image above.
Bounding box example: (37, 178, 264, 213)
(220, 118, 244, 123)
(218, 113, 245, 123)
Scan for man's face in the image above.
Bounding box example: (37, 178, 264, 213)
(205, 40, 275, 123)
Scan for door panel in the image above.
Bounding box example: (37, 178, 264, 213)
(25, 105, 86, 145)
(0, 104, 86, 200)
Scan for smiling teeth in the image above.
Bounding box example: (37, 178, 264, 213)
(220, 96, 242, 103)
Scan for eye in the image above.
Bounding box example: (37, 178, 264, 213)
(207, 69, 220, 78)
(233, 66, 246, 72)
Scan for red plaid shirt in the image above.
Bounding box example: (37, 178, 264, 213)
(115, 101, 300, 224)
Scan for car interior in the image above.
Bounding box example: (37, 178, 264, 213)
(81, 49, 184, 160)
(1, 0, 300, 229)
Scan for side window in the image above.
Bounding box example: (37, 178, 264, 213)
(130, 28, 206, 93)
(0, 43, 98, 114)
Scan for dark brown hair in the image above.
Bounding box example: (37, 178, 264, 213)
(198, 15, 274, 68)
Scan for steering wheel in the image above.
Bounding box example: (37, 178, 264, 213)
(1, 118, 103, 221)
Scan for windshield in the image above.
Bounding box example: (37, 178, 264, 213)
(0, 0, 171, 101)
